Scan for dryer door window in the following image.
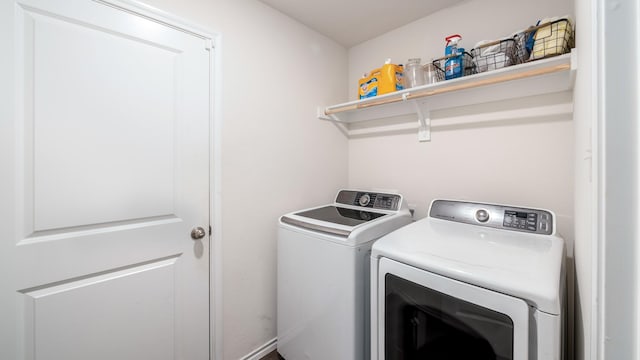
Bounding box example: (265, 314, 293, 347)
(376, 258, 529, 360)
(385, 273, 513, 359)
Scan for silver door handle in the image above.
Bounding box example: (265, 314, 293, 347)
(191, 227, 206, 240)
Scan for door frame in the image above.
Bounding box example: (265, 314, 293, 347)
(595, 0, 640, 358)
(88, 1, 223, 359)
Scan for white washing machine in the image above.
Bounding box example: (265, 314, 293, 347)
(278, 190, 413, 360)
(371, 200, 566, 360)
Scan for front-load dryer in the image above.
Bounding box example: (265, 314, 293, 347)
(278, 189, 413, 360)
(371, 200, 566, 360)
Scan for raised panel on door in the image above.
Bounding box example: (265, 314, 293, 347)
(21, 258, 178, 360)
(1, 1, 212, 359)
(30, 8, 178, 231)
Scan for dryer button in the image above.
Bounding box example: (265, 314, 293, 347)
(475, 209, 490, 223)
(540, 221, 549, 233)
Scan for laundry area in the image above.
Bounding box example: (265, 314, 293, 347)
(0, 0, 637, 360)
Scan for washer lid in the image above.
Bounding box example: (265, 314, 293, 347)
(279, 189, 412, 243)
(372, 216, 565, 315)
(281, 205, 390, 238)
(294, 205, 387, 226)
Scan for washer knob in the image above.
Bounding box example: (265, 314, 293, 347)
(475, 209, 490, 222)
(358, 193, 371, 207)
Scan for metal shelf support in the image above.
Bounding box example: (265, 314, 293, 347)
(413, 101, 431, 142)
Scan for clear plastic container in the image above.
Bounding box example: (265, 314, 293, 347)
(403, 58, 426, 88)
(423, 63, 439, 85)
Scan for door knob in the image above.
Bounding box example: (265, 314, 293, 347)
(191, 226, 206, 240)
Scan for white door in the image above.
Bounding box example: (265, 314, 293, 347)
(0, 1, 212, 359)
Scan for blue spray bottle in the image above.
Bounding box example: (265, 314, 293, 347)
(444, 34, 463, 80)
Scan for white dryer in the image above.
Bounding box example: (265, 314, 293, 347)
(371, 200, 566, 360)
(278, 190, 412, 360)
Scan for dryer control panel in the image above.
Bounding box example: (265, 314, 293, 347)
(335, 190, 401, 211)
(429, 200, 554, 235)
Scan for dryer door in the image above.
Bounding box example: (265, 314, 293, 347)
(376, 258, 529, 360)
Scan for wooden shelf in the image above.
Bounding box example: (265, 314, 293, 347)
(318, 50, 577, 141)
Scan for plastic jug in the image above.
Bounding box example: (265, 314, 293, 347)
(358, 59, 404, 99)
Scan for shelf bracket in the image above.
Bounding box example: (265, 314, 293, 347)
(317, 106, 344, 122)
(413, 101, 431, 142)
(317, 106, 350, 137)
(332, 122, 349, 137)
(317, 106, 331, 121)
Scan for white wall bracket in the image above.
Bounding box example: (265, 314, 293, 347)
(402, 93, 431, 142)
(413, 100, 431, 142)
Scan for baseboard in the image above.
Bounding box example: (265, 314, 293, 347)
(240, 337, 277, 360)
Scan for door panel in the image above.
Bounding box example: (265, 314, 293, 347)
(30, 9, 178, 231)
(2, 1, 211, 359)
(23, 258, 177, 360)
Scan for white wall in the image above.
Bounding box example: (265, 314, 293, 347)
(133, 1, 349, 358)
(346, 0, 577, 356)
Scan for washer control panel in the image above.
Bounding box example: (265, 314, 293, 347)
(335, 190, 401, 211)
(430, 200, 553, 235)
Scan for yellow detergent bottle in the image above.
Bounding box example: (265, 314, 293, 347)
(358, 59, 404, 99)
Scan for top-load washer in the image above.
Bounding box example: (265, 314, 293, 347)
(371, 200, 566, 360)
(278, 189, 412, 360)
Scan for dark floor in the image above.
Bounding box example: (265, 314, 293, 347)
(259, 349, 281, 360)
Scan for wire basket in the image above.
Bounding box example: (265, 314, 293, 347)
(432, 51, 475, 81)
(471, 38, 518, 73)
(516, 18, 575, 62)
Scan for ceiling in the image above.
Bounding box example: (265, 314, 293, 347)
(258, 0, 465, 47)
